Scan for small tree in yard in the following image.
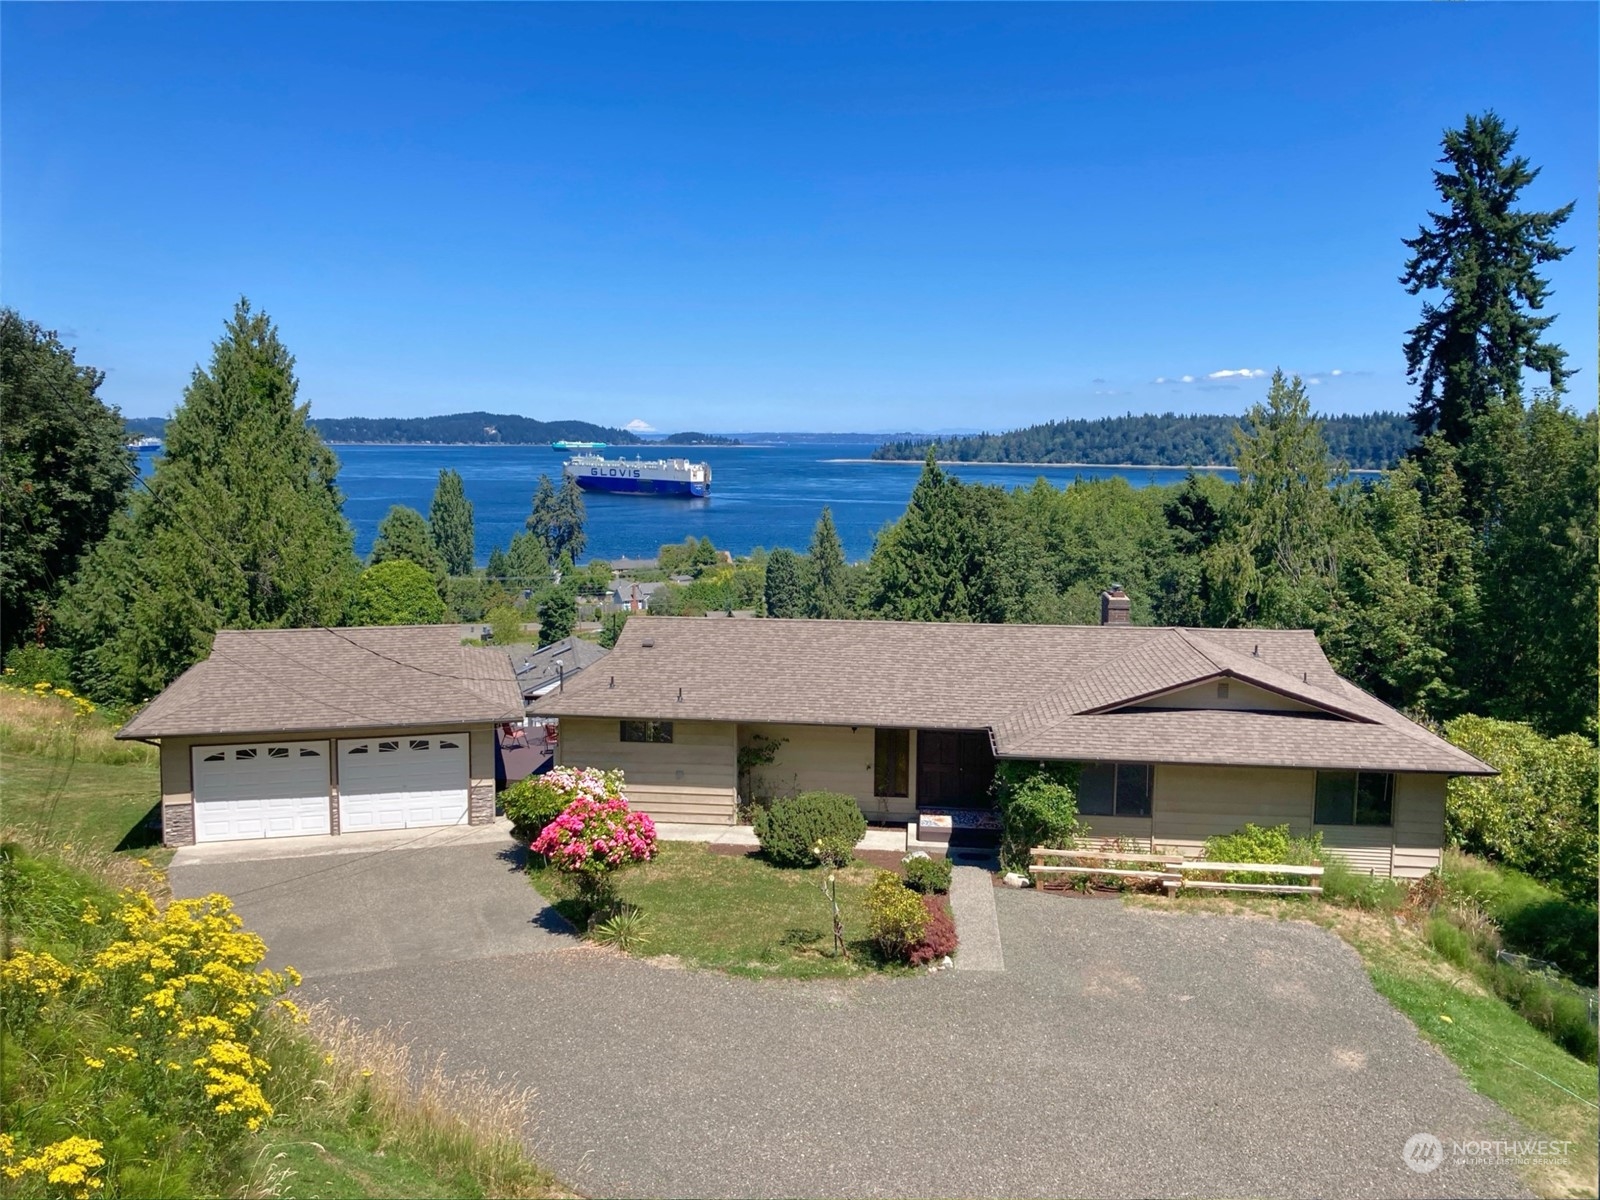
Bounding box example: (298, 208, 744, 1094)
(530, 770, 657, 921)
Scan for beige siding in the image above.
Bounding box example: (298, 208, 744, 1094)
(559, 717, 737, 824)
(1077, 815, 1154, 851)
(742, 722, 885, 808)
(1392, 773, 1446, 878)
(1151, 765, 1313, 856)
(1130, 679, 1320, 713)
(1317, 824, 1393, 875)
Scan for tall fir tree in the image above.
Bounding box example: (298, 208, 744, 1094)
(526, 474, 588, 563)
(805, 507, 849, 619)
(763, 546, 805, 618)
(429, 468, 475, 576)
(57, 299, 358, 703)
(0, 310, 133, 654)
(1203, 370, 1343, 632)
(1400, 112, 1573, 450)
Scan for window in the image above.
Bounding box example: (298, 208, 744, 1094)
(620, 720, 673, 744)
(234, 748, 256, 760)
(267, 747, 289, 759)
(1315, 771, 1394, 826)
(203, 752, 225, 762)
(378, 741, 400, 753)
(1076, 763, 1153, 818)
(409, 739, 430, 751)
(874, 728, 910, 798)
(347, 745, 369, 755)
(299, 748, 320, 757)
(438, 739, 460, 749)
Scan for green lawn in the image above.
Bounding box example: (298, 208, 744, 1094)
(1144, 893, 1599, 1198)
(527, 841, 903, 979)
(3, 751, 162, 857)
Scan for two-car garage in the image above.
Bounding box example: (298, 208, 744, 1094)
(119, 625, 526, 849)
(190, 733, 471, 843)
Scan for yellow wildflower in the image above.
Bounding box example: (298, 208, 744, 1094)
(83, 1056, 106, 1069)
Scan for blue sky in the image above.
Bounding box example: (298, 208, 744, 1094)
(4, 3, 1595, 433)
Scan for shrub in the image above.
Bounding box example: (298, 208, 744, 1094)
(1200, 823, 1322, 886)
(1320, 857, 1408, 912)
(994, 764, 1082, 873)
(864, 871, 929, 961)
(530, 793, 657, 917)
(908, 894, 958, 967)
(902, 853, 953, 894)
(1442, 849, 1597, 984)
(752, 791, 865, 869)
(1443, 715, 1598, 902)
(499, 770, 611, 842)
(3, 645, 74, 689)
(591, 906, 652, 953)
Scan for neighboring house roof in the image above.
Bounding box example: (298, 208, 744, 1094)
(118, 625, 524, 739)
(610, 556, 659, 571)
(611, 581, 666, 602)
(513, 637, 610, 699)
(532, 616, 1492, 776)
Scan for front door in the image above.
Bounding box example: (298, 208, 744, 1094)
(915, 730, 996, 810)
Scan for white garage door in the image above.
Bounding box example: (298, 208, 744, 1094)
(338, 734, 470, 832)
(192, 742, 332, 843)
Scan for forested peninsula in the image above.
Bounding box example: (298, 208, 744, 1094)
(871, 411, 1416, 470)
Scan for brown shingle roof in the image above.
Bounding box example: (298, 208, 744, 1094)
(117, 626, 524, 739)
(533, 616, 1492, 775)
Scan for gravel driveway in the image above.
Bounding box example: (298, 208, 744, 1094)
(203, 840, 1528, 1199)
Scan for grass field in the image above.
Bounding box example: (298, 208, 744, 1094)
(1142, 892, 1599, 1198)
(527, 841, 905, 979)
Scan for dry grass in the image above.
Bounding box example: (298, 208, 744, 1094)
(0, 688, 156, 766)
(0, 821, 169, 901)
(262, 1004, 571, 1199)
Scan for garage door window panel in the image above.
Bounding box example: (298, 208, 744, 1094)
(338, 734, 470, 832)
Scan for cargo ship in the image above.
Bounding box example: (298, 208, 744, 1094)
(550, 440, 607, 452)
(562, 453, 711, 498)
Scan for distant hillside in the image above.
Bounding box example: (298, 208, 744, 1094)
(870, 412, 1416, 471)
(117, 412, 644, 446)
(656, 431, 741, 446)
(310, 412, 642, 445)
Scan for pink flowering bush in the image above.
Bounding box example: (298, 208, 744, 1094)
(530, 776, 657, 916)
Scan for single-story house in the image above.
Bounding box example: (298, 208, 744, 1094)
(611, 580, 667, 612)
(117, 625, 524, 846)
(531, 604, 1494, 878)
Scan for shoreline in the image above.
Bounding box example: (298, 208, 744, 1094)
(842, 457, 1382, 474)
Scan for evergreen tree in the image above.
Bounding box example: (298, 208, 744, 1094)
(526, 474, 588, 563)
(0, 311, 134, 654)
(868, 453, 974, 621)
(1203, 371, 1342, 631)
(348, 559, 447, 626)
(763, 547, 805, 618)
(1400, 112, 1574, 448)
(536, 586, 578, 646)
(429, 468, 475, 576)
(370, 505, 446, 578)
(805, 508, 849, 619)
(57, 299, 358, 703)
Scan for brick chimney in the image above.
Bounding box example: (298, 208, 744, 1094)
(1100, 585, 1131, 626)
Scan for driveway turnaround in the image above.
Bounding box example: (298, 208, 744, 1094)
(170, 823, 576, 978)
(232, 842, 1532, 1199)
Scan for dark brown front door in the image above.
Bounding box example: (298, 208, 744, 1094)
(916, 730, 996, 810)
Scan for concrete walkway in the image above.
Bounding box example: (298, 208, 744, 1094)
(949, 863, 1005, 971)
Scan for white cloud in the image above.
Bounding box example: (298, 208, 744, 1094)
(624, 418, 657, 433)
(1151, 376, 1169, 385)
(1307, 378, 1322, 385)
(1180, 374, 1195, 383)
(1330, 369, 1344, 377)
(1206, 368, 1268, 380)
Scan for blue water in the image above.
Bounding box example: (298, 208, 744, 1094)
(325, 444, 1235, 564)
